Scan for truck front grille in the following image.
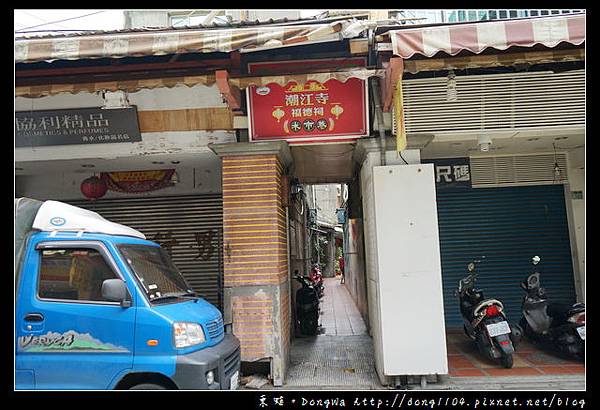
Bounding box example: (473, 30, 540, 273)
(224, 346, 241, 377)
(206, 315, 224, 341)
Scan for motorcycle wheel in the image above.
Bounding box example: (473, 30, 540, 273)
(519, 317, 536, 341)
(500, 354, 514, 369)
(519, 317, 528, 332)
(565, 342, 585, 362)
(301, 320, 318, 336)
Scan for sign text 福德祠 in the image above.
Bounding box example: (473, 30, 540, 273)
(247, 78, 369, 144)
(15, 107, 142, 147)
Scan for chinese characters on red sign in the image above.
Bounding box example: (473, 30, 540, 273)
(248, 78, 368, 144)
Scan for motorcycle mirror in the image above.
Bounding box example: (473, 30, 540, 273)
(467, 262, 475, 272)
(528, 274, 539, 287)
(532, 256, 541, 265)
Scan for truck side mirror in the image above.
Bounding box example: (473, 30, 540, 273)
(102, 279, 131, 308)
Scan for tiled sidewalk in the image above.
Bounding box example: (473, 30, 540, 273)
(273, 278, 583, 390)
(446, 329, 585, 377)
(282, 277, 379, 388)
(319, 277, 368, 336)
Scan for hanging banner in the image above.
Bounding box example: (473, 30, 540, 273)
(100, 170, 176, 193)
(15, 107, 141, 147)
(394, 77, 407, 152)
(247, 78, 369, 144)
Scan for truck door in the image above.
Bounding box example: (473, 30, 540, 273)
(16, 241, 135, 390)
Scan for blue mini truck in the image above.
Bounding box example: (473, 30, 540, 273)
(15, 198, 240, 390)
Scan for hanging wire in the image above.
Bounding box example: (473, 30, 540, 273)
(552, 142, 562, 183)
(15, 10, 108, 32)
(398, 151, 409, 165)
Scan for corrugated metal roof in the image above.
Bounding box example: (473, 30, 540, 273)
(14, 14, 366, 40)
(15, 19, 368, 64)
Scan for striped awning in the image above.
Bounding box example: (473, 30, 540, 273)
(389, 14, 585, 59)
(15, 21, 360, 64)
(15, 69, 384, 98)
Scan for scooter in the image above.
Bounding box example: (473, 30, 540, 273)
(309, 264, 324, 299)
(455, 258, 518, 368)
(294, 271, 320, 336)
(519, 256, 585, 360)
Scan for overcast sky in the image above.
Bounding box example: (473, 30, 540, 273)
(14, 10, 125, 36)
(14, 10, 325, 37)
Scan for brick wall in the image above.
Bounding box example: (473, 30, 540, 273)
(232, 294, 273, 360)
(222, 154, 288, 287)
(222, 154, 289, 366)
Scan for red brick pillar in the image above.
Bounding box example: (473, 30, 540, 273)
(210, 141, 292, 386)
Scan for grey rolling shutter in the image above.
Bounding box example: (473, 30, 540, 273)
(435, 184, 576, 326)
(68, 195, 224, 310)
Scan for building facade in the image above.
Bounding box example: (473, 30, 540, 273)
(15, 10, 585, 387)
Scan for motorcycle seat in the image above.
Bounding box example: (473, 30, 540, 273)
(472, 298, 504, 317)
(565, 303, 585, 317)
(547, 302, 584, 323)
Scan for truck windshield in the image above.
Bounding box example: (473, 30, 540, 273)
(118, 244, 194, 303)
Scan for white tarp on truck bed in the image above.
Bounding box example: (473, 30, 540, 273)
(15, 198, 145, 289)
(32, 200, 145, 240)
(15, 198, 43, 287)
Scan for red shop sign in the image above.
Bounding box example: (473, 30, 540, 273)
(247, 78, 369, 144)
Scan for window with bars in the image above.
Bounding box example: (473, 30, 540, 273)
(440, 9, 581, 23)
(168, 11, 229, 27)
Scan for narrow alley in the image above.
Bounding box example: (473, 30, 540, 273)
(283, 277, 381, 389)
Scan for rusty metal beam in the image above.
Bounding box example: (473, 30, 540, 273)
(216, 70, 243, 115)
(16, 59, 231, 78)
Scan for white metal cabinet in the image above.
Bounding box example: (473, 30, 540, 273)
(372, 164, 448, 375)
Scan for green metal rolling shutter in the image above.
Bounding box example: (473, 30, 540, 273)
(436, 184, 576, 326)
(68, 194, 224, 310)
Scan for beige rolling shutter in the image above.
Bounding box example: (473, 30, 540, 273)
(69, 194, 224, 309)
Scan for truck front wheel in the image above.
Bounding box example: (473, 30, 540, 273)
(129, 383, 168, 390)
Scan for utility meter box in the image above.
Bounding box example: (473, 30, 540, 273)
(372, 164, 448, 376)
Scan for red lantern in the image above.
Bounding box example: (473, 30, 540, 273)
(80, 176, 107, 200)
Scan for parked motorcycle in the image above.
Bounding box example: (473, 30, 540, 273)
(309, 264, 324, 299)
(518, 256, 585, 360)
(294, 270, 320, 336)
(455, 258, 518, 368)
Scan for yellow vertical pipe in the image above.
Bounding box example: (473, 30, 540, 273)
(395, 76, 407, 152)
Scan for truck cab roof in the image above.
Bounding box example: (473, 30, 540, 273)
(31, 230, 157, 247)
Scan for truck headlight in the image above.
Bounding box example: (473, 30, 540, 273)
(173, 322, 206, 348)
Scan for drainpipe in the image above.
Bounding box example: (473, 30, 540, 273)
(370, 78, 387, 166)
(367, 25, 387, 167)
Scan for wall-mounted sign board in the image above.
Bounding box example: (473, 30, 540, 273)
(15, 107, 141, 148)
(422, 157, 472, 189)
(247, 78, 369, 145)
